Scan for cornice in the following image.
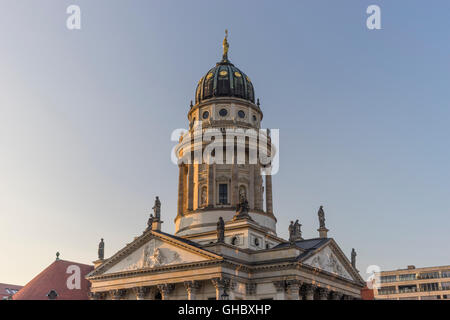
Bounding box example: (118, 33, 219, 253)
(88, 230, 222, 278)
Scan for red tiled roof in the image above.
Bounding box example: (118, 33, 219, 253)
(0, 283, 23, 300)
(13, 259, 94, 300)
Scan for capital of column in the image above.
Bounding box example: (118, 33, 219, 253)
(317, 287, 329, 300)
(157, 283, 175, 300)
(300, 283, 316, 300)
(133, 286, 149, 300)
(211, 277, 231, 300)
(331, 291, 343, 300)
(110, 289, 126, 300)
(184, 281, 201, 300)
(88, 291, 105, 300)
(273, 280, 286, 293)
(211, 277, 230, 290)
(286, 279, 302, 291)
(286, 279, 302, 300)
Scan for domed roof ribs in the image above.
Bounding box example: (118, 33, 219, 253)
(194, 31, 256, 104)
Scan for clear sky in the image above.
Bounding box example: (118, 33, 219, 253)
(1, 0, 449, 285)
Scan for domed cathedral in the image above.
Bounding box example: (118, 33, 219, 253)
(86, 32, 365, 300)
(174, 29, 277, 244)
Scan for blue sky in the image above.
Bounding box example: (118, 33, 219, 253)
(1, 0, 449, 285)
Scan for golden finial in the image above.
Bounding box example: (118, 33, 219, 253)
(222, 29, 229, 61)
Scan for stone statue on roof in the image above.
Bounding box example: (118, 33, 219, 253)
(152, 196, 161, 221)
(318, 206, 326, 229)
(98, 238, 105, 260)
(217, 217, 225, 243)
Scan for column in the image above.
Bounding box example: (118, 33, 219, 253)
(212, 278, 230, 300)
(302, 284, 315, 300)
(177, 164, 185, 216)
(88, 292, 104, 300)
(231, 161, 239, 207)
(157, 284, 175, 300)
(331, 292, 343, 300)
(133, 287, 149, 300)
(110, 289, 125, 300)
(273, 281, 286, 300)
(255, 166, 263, 210)
(265, 169, 273, 214)
(187, 163, 194, 211)
(249, 164, 255, 209)
(318, 288, 329, 300)
(286, 280, 302, 300)
(207, 163, 215, 207)
(184, 281, 201, 300)
(245, 282, 257, 299)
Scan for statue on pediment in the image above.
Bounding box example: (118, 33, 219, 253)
(351, 248, 357, 269)
(98, 238, 105, 260)
(289, 220, 303, 242)
(152, 196, 161, 221)
(318, 206, 326, 229)
(147, 214, 154, 231)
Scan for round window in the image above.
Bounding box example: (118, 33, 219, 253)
(219, 109, 228, 117)
(252, 115, 257, 122)
(238, 110, 245, 119)
(254, 238, 260, 247)
(202, 111, 209, 119)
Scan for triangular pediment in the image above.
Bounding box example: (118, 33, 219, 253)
(302, 241, 360, 282)
(89, 231, 222, 277)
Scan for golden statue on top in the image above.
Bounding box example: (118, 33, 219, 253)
(222, 29, 229, 60)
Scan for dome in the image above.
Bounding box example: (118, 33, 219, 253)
(195, 32, 255, 104)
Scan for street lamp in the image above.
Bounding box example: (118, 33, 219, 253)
(221, 289, 229, 300)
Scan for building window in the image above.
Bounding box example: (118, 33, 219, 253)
(219, 184, 228, 204)
(399, 274, 416, 281)
(441, 282, 450, 290)
(441, 270, 450, 278)
(419, 283, 439, 292)
(378, 286, 396, 295)
(419, 272, 440, 280)
(398, 285, 417, 293)
(231, 236, 238, 246)
(380, 275, 397, 283)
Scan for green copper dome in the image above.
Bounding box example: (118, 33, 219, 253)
(195, 31, 255, 104)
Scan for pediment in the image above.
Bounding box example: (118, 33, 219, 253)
(302, 243, 355, 281)
(90, 231, 221, 277)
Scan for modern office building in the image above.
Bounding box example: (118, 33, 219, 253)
(374, 265, 450, 300)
